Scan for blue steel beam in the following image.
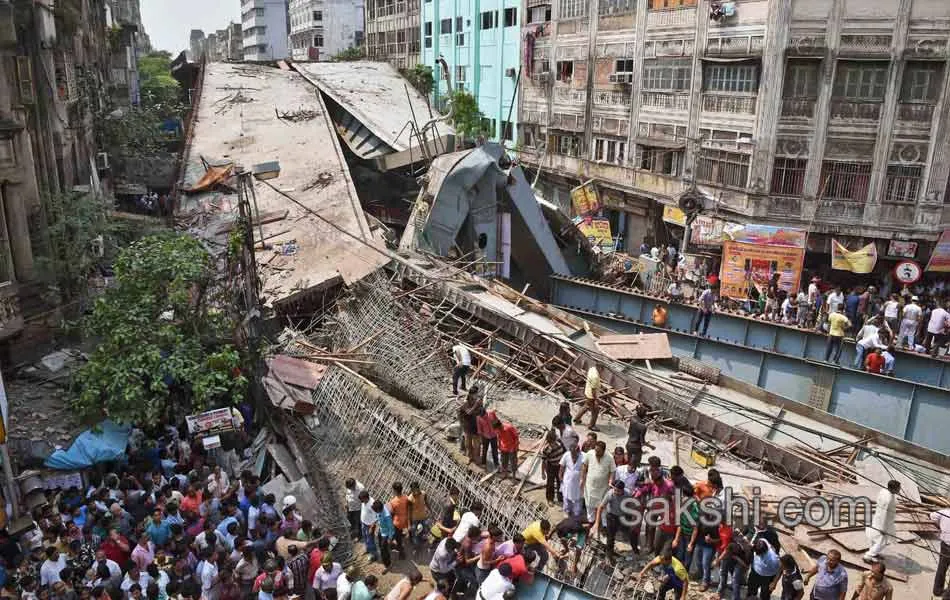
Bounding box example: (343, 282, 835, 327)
(551, 276, 950, 388)
(551, 279, 950, 455)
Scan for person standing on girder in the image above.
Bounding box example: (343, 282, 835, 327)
(574, 365, 602, 432)
(450, 343, 473, 396)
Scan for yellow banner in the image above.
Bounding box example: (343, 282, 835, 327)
(571, 180, 600, 216)
(662, 205, 687, 226)
(720, 241, 805, 299)
(831, 239, 878, 274)
(576, 217, 613, 251)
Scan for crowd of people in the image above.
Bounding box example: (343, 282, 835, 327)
(0, 423, 399, 600)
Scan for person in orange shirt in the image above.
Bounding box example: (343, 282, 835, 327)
(693, 469, 723, 501)
(494, 419, 520, 479)
(865, 347, 885, 374)
(180, 484, 203, 517)
(387, 482, 411, 557)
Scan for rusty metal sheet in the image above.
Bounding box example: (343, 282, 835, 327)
(266, 355, 327, 390)
(596, 333, 673, 360)
(263, 375, 315, 414)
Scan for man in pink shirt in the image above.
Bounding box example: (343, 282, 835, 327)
(477, 409, 499, 469)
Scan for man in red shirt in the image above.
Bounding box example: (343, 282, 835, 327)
(497, 548, 537, 583)
(306, 537, 330, 585)
(493, 419, 520, 479)
(99, 528, 130, 566)
(865, 348, 885, 374)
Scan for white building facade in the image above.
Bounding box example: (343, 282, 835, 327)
(242, 0, 290, 61)
(289, 0, 365, 61)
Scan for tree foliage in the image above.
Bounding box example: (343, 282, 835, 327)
(448, 90, 486, 140)
(138, 51, 183, 108)
(401, 64, 434, 97)
(332, 46, 365, 61)
(72, 233, 247, 425)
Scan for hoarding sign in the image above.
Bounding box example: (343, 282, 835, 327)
(719, 240, 805, 299)
(831, 239, 878, 274)
(570, 180, 601, 216)
(926, 229, 950, 272)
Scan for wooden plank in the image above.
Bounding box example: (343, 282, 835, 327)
(595, 333, 673, 360)
(267, 355, 327, 390)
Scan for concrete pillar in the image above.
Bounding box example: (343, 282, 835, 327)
(748, 0, 792, 195)
(921, 31, 950, 205)
(624, 0, 650, 165)
(863, 0, 912, 224)
(683, 0, 710, 179)
(801, 0, 844, 201)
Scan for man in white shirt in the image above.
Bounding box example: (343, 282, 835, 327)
(120, 565, 153, 595)
(358, 490, 379, 560)
(898, 297, 922, 348)
(344, 478, 365, 540)
(40, 547, 67, 587)
(451, 344, 473, 396)
(452, 502, 483, 544)
(883, 294, 901, 331)
(478, 564, 515, 600)
(926, 301, 950, 357)
(196, 551, 218, 600)
(865, 480, 900, 563)
(853, 318, 886, 369)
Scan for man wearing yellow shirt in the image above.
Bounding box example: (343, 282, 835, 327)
(574, 366, 602, 432)
(824, 307, 851, 364)
(522, 519, 564, 572)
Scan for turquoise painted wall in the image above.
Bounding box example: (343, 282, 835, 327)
(421, 0, 520, 145)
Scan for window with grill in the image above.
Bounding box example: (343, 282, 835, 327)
(641, 59, 691, 91)
(480, 10, 496, 29)
(313, 35, 323, 47)
(640, 147, 681, 175)
(900, 62, 943, 102)
(502, 121, 513, 141)
(697, 150, 750, 189)
(703, 63, 759, 93)
(833, 62, 888, 100)
(424, 21, 432, 48)
(615, 59, 634, 73)
(884, 165, 923, 204)
(555, 134, 581, 157)
(455, 65, 467, 83)
(556, 61, 574, 81)
(819, 161, 872, 202)
(558, 0, 587, 19)
(529, 5, 552, 22)
(770, 158, 807, 196)
(313, 10, 322, 20)
(599, 0, 635, 15)
(441, 18, 452, 34)
(504, 7, 517, 27)
(783, 60, 819, 98)
(592, 138, 626, 164)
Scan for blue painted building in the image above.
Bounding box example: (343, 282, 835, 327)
(421, 0, 520, 145)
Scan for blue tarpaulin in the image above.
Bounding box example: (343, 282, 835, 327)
(44, 420, 131, 470)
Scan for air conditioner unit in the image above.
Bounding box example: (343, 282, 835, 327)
(95, 152, 110, 171)
(505, 67, 516, 77)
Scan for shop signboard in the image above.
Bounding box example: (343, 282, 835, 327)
(689, 216, 726, 246)
(722, 223, 807, 248)
(662, 205, 687, 226)
(926, 229, 950, 272)
(831, 239, 878, 274)
(886, 240, 918, 259)
(574, 216, 614, 253)
(185, 407, 237, 437)
(719, 240, 805, 299)
(570, 180, 601, 216)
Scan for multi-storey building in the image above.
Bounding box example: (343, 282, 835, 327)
(226, 23, 244, 61)
(421, 0, 521, 143)
(517, 0, 950, 256)
(365, 0, 420, 70)
(242, 0, 289, 61)
(190, 29, 207, 60)
(289, 0, 365, 61)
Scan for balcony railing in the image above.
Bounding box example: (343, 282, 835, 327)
(770, 196, 802, 217)
(554, 87, 587, 105)
(896, 103, 935, 123)
(640, 91, 689, 111)
(780, 97, 815, 119)
(815, 200, 865, 221)
(829, 99, 882, 121)
(646, 6, 696, 28)
(879, 203, 917, 224)
(593, 90, 631, 107)
(701, 94, 756, 115)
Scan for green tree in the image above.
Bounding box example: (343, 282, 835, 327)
(138, 51, 182, 107)
(401, 64, 434, 97)
(72, 233, 247, 424)
(448, 90, 486, 140)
